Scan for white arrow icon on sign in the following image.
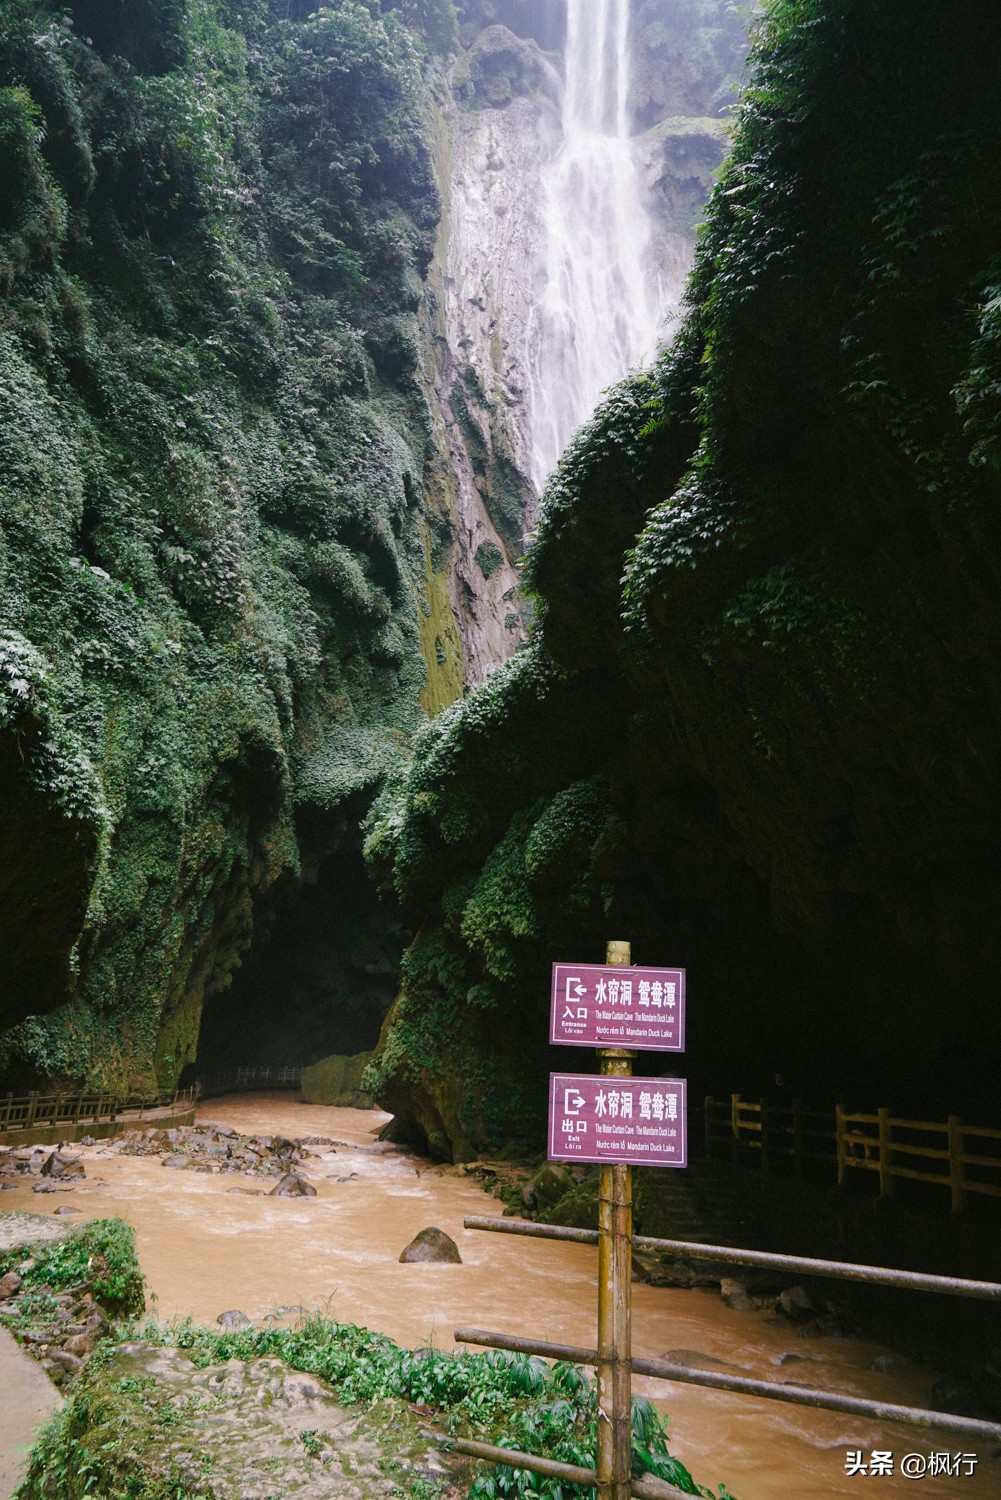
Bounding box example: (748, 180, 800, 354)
(565, 977, 586, 1003)
(564, 1089, 586, 1115)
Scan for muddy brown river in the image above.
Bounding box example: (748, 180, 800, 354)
(4, 1094, 999, 1499)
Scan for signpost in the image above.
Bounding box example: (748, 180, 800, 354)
(548, 941, 688, 1500)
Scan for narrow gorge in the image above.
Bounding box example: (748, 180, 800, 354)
(0, 0, 743, 1099)
(3, 3, 1001, 1494)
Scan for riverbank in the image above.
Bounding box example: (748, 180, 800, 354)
(2, 1096, 1000, 1499)
(0, 1217, 67, 1499)
(0, 1324, 62, 1499)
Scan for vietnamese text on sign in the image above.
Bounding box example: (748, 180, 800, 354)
(550, 962, 686, 1050)
(548, 1073, 688, 1168)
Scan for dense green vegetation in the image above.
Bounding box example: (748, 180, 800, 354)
(630, 0, 747, 126)
(0, 1216, 145, 1315)
(0, 0, 456, 1090)
(368, 0, 1001, 1154)
(20, 1316, 734, 1499)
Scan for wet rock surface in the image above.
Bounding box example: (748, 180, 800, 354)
(0, 1270, 22, 1298)
(114, 1123, 327, 1191)
(399, 1227, 462, 1264)
(44, 1342, 468, 1500)
(0, 1211, 72, 1251)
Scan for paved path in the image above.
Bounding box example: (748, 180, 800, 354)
(0, 1324, 62, 1499)
(0, 1214, 68, 1498)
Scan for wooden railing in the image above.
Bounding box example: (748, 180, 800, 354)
(195, 1064, 304, 1099)
(0, 1086, 195, 1135)
(704, 1094, 1001, 1214)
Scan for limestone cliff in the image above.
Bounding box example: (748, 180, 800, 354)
(367, 0, 1001, 1157)
(0, 0, 745, 1094)
(0, 0, 444, 1089)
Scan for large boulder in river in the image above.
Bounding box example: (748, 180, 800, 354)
(777, 1285, 816, 1322)
(300, 1052, 375, 1108)
(217, 1310, 252, 1329)
(270, 1174, 317, 1198)
(399, 1227, 462, 1264)
(41, 1151, 85, 1179)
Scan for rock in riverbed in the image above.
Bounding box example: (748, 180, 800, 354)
(41, 1151, 85, 1180)
(399, 1227, 461, 1264)
(270, 1173, 317, 1197)
(217, 1310, 252, 1329)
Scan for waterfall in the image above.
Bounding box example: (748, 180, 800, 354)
(525, 0, 669, 491)
(439, 0, 700, 674)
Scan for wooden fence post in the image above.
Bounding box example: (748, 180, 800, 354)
(704, 1096, 714, 1160)
(948, 1116, 965, 1216)
(835, 1104, 846, 1185)
(878, 1107, 893, 1197)
(760, 1099, 770, 1174)
(730, 1093, 741, 1166)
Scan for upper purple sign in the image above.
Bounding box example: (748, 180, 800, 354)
(549, 963, 686, 1051)
(548, 1074, 687, 1167)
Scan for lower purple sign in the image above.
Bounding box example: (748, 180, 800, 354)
(548, 1073, 687, 1168)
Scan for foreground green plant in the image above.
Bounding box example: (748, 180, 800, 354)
(17, 1345, 212, 1500)
(143, 1316, 735, 1499)
(0, 1217, 145, 1316)
(18, 1311, 736, 1499)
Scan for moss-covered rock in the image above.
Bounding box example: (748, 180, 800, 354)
(369, 0, 1001, 1153)
(628, 0, 748, 129)
(300, 1051, 374, 1108)
(452, 23, 554, 110)
(0, 0, 442, 1092)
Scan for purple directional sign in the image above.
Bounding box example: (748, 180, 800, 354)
(548, 1074, 687, 1168)
(550, 963, 685, 1051)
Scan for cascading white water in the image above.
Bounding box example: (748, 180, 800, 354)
(526, 0, 669, 491)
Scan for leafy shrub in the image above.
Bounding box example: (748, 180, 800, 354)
(0, 1217, 145, 1316)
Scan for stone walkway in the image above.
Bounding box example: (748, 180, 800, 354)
(0, 1324, 62, 1498)
(0, 1214, 68, 1499)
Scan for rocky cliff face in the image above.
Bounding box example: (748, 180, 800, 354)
(432, 0, 744, 677)
(0, 0, 445, 1089)
(426, 31, 559, 676)
(367, 0, 1001, 1158)
(0, 0, 744, 1095)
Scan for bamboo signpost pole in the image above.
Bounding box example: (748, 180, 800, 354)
(544, 945, 686, 1498)
(597, 939, 635, 1500)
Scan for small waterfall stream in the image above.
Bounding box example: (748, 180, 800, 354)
(526, 0, 673, 489)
